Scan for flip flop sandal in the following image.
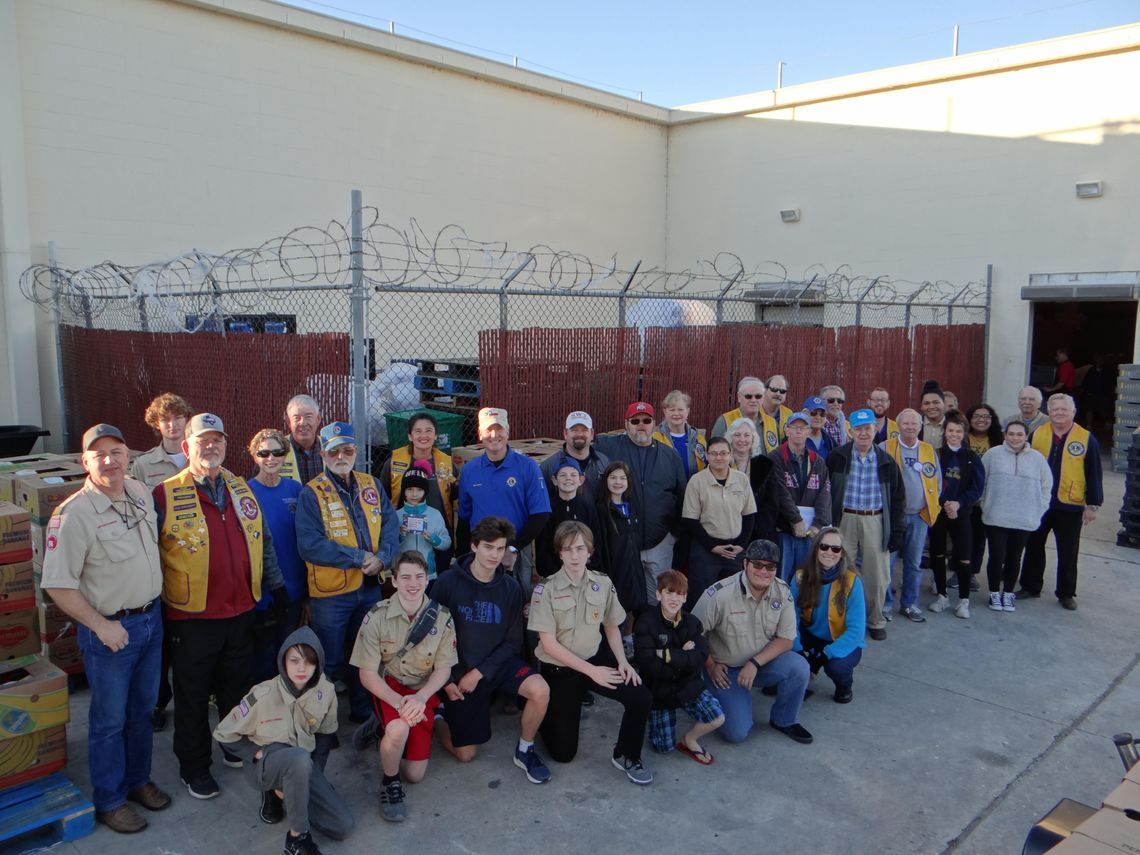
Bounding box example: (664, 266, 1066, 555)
(676, 741, 715, 765)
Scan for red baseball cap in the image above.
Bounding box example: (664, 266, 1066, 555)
(624, 401, 655, 419)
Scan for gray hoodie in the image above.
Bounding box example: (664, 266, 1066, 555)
(979, 442, 1053, 531)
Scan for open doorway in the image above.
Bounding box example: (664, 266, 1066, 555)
(1029, 300, 1136, 449)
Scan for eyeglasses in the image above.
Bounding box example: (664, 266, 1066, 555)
(706, 449, 731, 457)
(628, 417, 654, 425)
(826, 397, 844, 404)
(972, 413, 992, 421)
(818, 543, 844, 554)
(325, 445, 357, 457)
(769, 388, 788, 395)
(746, 560, 778, 571)
(741, 393, 763, 400)
(256, 448, 288, 458)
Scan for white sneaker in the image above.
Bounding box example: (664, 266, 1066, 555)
(928, 594, 949, 614)
(955, 599, 970, 619)
(988, 592, 1002, 611)
(1002, 592, 1015, 612)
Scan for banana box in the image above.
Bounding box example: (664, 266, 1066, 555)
(0, 460, 76, 505)
(45, 633, 83, 675)
(0, 501, 31, 564)
(15, 470, 86, 526)
(0, 654, 68, 738)
(37, 595, 75, 641)
(0, 724, 67, 790)
(0, 607, 39, 660)
(0, 561, 35, 612)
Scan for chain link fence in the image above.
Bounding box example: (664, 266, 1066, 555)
(21, 195, 990, 471)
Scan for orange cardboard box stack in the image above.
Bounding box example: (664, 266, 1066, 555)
(0, 502, 39, 663)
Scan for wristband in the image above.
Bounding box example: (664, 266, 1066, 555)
(750, 657, 763, 672)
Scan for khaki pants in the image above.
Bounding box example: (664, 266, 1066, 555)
(840, 512, 889, 631)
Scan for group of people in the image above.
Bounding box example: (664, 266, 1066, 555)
(37, 374, 1102, 853)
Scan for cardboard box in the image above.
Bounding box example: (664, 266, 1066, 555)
(29, 521, 46, 568)
(1072, 806, 1140, 853)
(452, 438, 564, 475)
(1048, 834, 1132, 854)
(37, 595, 75, 641)
(0, 654, 69, 737)
(0, 459, 75, 505)
(0, 455, 62, 475)
(0, 502, 31, 563)
(0, 607, 40, 660)
(1102, 778, 1140, 814)
(0, 723, 67, 790)
(15, 469, 86, 524)
(0, 561, 35, 612)
(44, 632, 83, 675)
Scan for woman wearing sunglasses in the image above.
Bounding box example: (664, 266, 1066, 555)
(247, 429, 307, 681)
(789, 527, 865, 703)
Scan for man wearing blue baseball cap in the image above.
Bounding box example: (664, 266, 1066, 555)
(296, 421, 399, 723)
(769, 410, 831, 581)
(825, 409, 906, 641)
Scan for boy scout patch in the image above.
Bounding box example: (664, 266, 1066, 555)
(771, 599, 782, 610)
(705, 585, 717, 598)
(590, 582, 600, 592)
(429, 625, 438, 635)
(532, 584, 544, 596)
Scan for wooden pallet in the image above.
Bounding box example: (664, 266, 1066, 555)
(0, 773, 94, 854)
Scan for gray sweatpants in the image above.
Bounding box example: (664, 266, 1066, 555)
(258, 747, 354, 839)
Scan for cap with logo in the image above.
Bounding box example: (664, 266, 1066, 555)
(478, 407, 509, 433)
(848, 409, 876, 428)
(401, 466, 429, 492)
(565, 411, 593, 430)
(553, 455, 583, 475)
(802, 395, 827, 412)
(186, 413, 227, 439)
(82, 423, 125, 450)
(785, 411, 810, 427)
(319, 422, 356, 451)
(624, 401, 655, 420)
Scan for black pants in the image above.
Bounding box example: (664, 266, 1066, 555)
(968, 506, 987, 576)
(1019, 507, 1083, 599)
(685, 542, 739, 611)
(156, 611, 174, 712)
(986, 526, 1029, 593)
(930, 512, 971, 599)
(168, 611, 256, 779)
(539, 649, 650, 765)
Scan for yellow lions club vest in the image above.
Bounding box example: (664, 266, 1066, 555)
(160, 468, 264, 613)
(386, 447, 455, 527)
(720, 408, 776, 454)
(884, 438, 941, 526)
(760, 405, 792, 452)
(651, 428, 708, 473)
(1031, 423, 1089, 505)
(799, 569, 858, 642)
(306, 471, 386, 598)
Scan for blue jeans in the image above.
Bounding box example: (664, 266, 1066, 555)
(78, 606, 162, 811)
(778, 533, 812, 583)
(889, 513, 929, 610)
(308, 583, 382, 719)
(703, 651, 810, 742)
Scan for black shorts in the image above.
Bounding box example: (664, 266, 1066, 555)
(441, 657, 536, 748)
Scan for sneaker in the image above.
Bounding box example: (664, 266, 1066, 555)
(284, 830, 323, 855)
(1002, 592, 1016, 612)
(96, 803, 148, 834)
(221, 748, 244, 769)
(954, 599, 970, 619)
(901, 605, 926, 623)
(514, 745, 552, 784)
(180, 772, 220, 800)
(611, 753, 653, 785)
(883, 610, 893, 622)
(379, 779, 407, 822)
(928, 594, 949, 613)
(770, 720, 814, 744)
(988, 592, 1003, 612)
(351, 714, 381, 750)
(260, 790, 285, 824)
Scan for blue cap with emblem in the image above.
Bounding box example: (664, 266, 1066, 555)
(847, 409, 876, 428)
(319, 421, 356, 451)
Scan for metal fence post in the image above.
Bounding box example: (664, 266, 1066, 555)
(617, 260, 641, 329)
(854, 277, 879, 329)
(48, 241, 70, 451)
(904, 282, 931, 336)
(349, 189, 369, 466)
(499, 253, 535, 331)
(715, 269, 742, 325)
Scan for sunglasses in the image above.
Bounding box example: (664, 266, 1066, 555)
(741, 393, 763, 400)
(826, 397, 844, 404)
(769, 388, 788, 395)
(628, 417, 654, 425)
(746, 560, 778, 571)
(255, 448, 288, 458)
(818, 543, 844, 554)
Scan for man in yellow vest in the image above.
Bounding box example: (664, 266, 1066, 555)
(154, 413, 288, 801)
(758, 374, 794, 451)
(296, 421, 399, 722)
(1018, 394, 1103, 610)
(710, 377, 766, 441)
(881, 409, 941, 623)
(867, 387, 900, 444)
(279, 394, 323, 484)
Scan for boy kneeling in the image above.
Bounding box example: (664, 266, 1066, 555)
(214, 628, 353, 855)
(634, 570, 725, 764)
(350, 551, 456, 822)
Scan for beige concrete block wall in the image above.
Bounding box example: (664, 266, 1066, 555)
(668, 40, 1140, 413)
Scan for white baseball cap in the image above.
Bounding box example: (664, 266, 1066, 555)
(565, 411, 593, 430)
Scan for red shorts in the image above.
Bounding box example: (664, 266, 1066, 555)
(373, 675, 441, 762)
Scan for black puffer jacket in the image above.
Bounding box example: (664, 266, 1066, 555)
(633, 607, 709, 709)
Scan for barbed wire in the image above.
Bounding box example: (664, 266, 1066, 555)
(20, 208, 987, 327)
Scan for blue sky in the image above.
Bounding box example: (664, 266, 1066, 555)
(281, 0, 1139, 105)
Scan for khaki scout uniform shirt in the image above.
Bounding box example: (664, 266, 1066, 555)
(40, 477, 163, 615)
(682, 467, 757, 540)
(691, 572, 796, 668)
(213, 673, 338, 753)
(528, 568, 625, 665)
(349, 596, 456, 690)
(129, 445, 185, 489)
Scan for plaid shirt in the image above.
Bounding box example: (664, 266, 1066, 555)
(823, 414, 846, 448)
(842, 446, 883, 511)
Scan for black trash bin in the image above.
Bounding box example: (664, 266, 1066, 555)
(0, 425, 51, 458)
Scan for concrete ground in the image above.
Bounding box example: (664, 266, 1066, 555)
(37, 472, 1140, 855)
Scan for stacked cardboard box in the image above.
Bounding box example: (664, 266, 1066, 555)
(0, 655, 69, 790)
(0, 503, 39, 663)
(1049, 762, 1140, 852)
(451, 438, 564, 475)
